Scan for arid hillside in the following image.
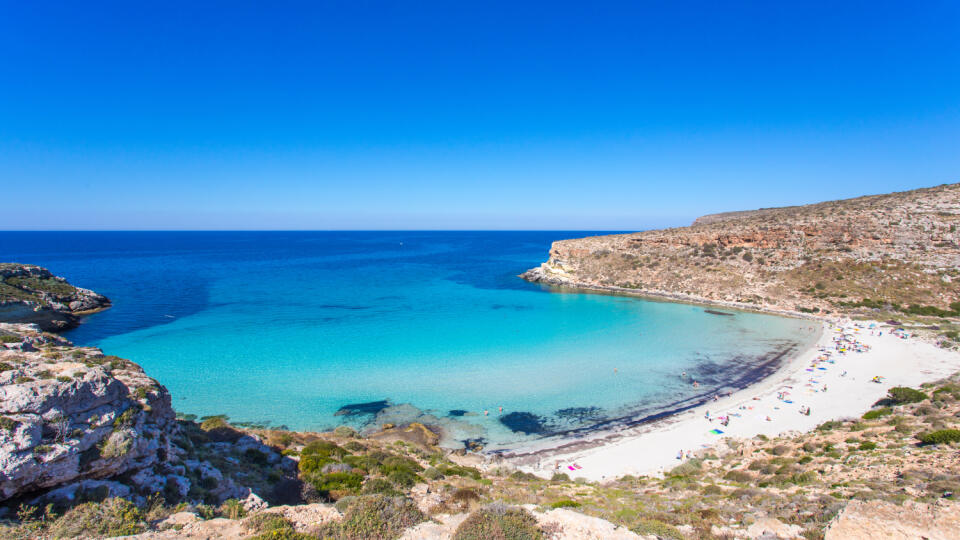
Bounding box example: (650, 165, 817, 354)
(523, 183, 960, 324)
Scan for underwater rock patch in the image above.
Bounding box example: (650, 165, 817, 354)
(555, 406, 604, 424)
(334, 400, 390, 417)
(448, 409, 468, 417)
(500, 412, 551, 435)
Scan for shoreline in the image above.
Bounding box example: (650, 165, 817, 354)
(482, 338, 813, 455)
(500, 318, 960, 481)
(521, 267, 823, 321)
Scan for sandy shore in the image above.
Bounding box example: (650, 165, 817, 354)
(506, 320, 960, 481)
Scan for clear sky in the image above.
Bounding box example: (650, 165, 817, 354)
(1, 1, 958, 230)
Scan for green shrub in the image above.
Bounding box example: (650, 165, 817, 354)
(549, 499, 579, 508)
(817, 420, 842, 431)
(453, 504, 543, 540)
(219, 498, 246, 520)
(0, 417, 19, 431)
(0, 362, 14, 371)
(450, 488, 481, 509)
(887, 387, 928, 405)
(302, 440, 349, 459)
(361, 478, 402, 496)
(299, 455, 335, 474)
(858, 441, 878, 451)
(631, 519, 684, 539)
(724, 470, 754, 483)
(509, 470, 539, 482)
(668, 458, 702, 477)
(790, 471, 818, 485)
(0, 335, 20, 344)
(918, 429, 960, 445)
(324, 495, 426, 540)
(14, 376, 34, 384)
(550, 473, 570, 482)
(100, 433, 131, 459)
(309, 471, 364, 499)
(436, 463, 481, 480)
(334, 425, 357, 438)
(47, 498, 145, 538)
(200, 415, 230, 431)
(863, 407, 893, 420)
(422, 467, 442, 480)
(245, 513, 313, 540)
(387, 468, 419, 488)
(113, 408, 137, 428)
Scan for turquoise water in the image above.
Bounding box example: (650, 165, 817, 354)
(0, 232, 818, 449)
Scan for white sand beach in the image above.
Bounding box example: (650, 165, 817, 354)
(512, 320, 960, 482)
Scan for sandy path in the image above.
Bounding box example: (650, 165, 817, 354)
(512, 321, 960, 481)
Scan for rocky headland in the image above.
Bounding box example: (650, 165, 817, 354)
(522, 183, 960, 331)
(0, 264, 111, 332)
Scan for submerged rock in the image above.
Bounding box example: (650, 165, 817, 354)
(500, 412, 552, 435)
(334, 400, 390, 417)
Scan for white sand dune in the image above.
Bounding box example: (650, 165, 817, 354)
(513, 320, 960, 481)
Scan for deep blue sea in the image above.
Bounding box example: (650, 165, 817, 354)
(0, 232, 818, 450)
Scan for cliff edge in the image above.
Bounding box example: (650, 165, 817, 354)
(523, 183, 960, 323)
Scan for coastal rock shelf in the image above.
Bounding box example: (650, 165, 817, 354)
(0, 263, 111, 331)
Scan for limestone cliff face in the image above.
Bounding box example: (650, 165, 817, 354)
(0, 264, 111, 331)
(0, 324, 277, 510)
(0, 324, 178, 502)
(523, 183, 960, 316)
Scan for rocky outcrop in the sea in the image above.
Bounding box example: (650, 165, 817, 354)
(523, 183, 960, 318)
(0, 264, 111, 331)
(0, 323, 284, 512)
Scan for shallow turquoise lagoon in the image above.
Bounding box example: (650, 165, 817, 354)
(1, 231, 819, 449)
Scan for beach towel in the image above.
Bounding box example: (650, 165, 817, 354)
(709, 429, 724, 435)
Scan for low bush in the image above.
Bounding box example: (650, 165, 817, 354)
(322, 495, 426, 540)
(509, 470, 539, 482)
(918, 429, 960, 445)
(724, 470, 754, 483)
(863, 407, 893, 420)
(453, 504, 543, 540)
(549, 499, 580, 508)
(631, 518, 684, 539)
(361, 478, 401, 496)
(668, 459, 702, 477)
(47, 498, 145, 538)
(245, 513, 313, 540)
(219, 498, 246, 520)
(307, 471, 364, 500)
(886, 387, 928, 405)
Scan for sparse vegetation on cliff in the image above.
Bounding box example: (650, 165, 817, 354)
(523, 183, 960, 334)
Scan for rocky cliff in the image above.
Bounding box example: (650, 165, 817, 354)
(523, 183, 960, 320)
(0, 264, 111, 331)
(0, 323, 284, 516)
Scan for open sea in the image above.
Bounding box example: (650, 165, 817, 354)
(0, 231, 819, 450)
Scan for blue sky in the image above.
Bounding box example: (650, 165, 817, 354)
(1, 1, 958, 230)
